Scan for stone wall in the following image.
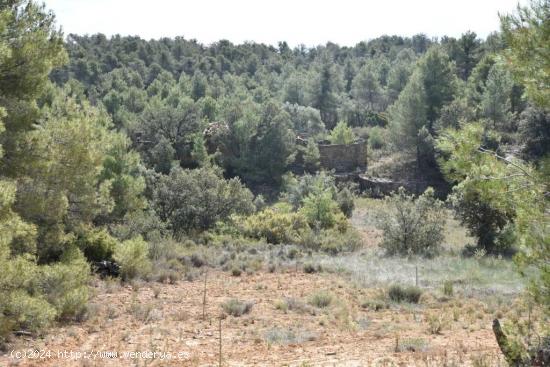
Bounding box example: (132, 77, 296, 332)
(318, 140, 367, 173)
(358, 174, 449, 198)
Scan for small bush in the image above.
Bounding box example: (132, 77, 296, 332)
(336, 187, 355, 218)
(222, 299, 253, 317)
(298, 227, 362, 254)
(130, 300, 154, 322)
(152, 285, 161, 298)
(253, 195, 266, 211)
(368, 126, 386, 150)
(148, 238, 184, 262)
(283, 297, 313, 314)
(426, 313, 445, 334)
(303, 263, 320, 274)
(240, 204, 308, 244)
(113, 236, 152, 281)
(299, 187, 342, 229)
(3, 290, 56, 333)
(264, 327, 317, 345)
(184, 269, 200, 282)
(153, 166, 254, 234)
(287, 247, 300, 259)
(274, 299, 288, 312)
(361, 299, 389, 311)
(443, 280, 454, 297)
(449, 186, 516, 255)
(190, 253, 206, 267)
(377, 187, 445, 257)
(37, 248, 90, 320)
(231, 267, 242, 277)
(308, 291, 333, 308)
(388, 284, 422, 303)
(75, 228, 118, 262)
(395, 337, 429, 352)
(328, 121, 356, 145)
(110, 209, 167, 242)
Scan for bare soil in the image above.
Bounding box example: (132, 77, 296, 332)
(1, 268, 506, 366)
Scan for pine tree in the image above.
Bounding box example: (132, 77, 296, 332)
(480, 63, 513, 130)
(389, 72, 428, 162)
(303, 138, 321, 173)
(416, 47, 457, 132)
(352, 64, 382, 111)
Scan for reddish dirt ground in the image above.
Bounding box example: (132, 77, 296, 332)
(1, 269, 506, 367)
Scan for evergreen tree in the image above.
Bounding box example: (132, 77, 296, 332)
(307, 56, 341, 129)
(500, 0, 550, 108)
(480, 63, 513, 130)
(388, 73, 428, 163)
(351, 64, 382, 111)
(456, 31, 482, 80)
(416, 47, 457, 132)
(303, 138, 321, 173)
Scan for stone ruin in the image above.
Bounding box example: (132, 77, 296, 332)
(318, 139, 367, 173)
(357, 175, 432, 198)
(295, 136, 368, 173)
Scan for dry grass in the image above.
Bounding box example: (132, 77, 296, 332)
(1, 197, 539, 366)
(1, 269, 521, 366)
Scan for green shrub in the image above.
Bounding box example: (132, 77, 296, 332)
(303, 263, 319, 273)
(241, 204, 308, 244)
(231, 266, 242, 277)
(221, 299, 253, 317)
(426, 313, 445, 334)
(113, 236, 152, 280)
(111, 209, 167, 242)
(75, 228, 118, 262)
(3, 290, 56, 333)
(377, 187, 445, 257)
(153, 166, 254, 234)
(388, 284, 423, 303)
(449, 188, 516, 254)
(328, 121, 356, 145)
(190, 253, 206, 267)
(298, 227, 362, 254)
(368, 126, 386, 150)
(361, 299, 389, 311)
(282, 172, 354, 217)
(308, 291, 333, 308)
(37, 249, 90, 320)
(253, 194, 266, 211)
(1, 248, 90, 341)
(274, 299, 289, 312)
(287, 247, 300, 259)
(148, 237, 184, 262)
(302, 138, 320, 173)
(299, 187, 342, 229)
(336, 187, 355, 218)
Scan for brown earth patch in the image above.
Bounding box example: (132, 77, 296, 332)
(1, 270, 504, 366)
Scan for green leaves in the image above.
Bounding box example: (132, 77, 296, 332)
(153, 166, 254, 234)
(500, 0, 550, 108)
(328, 121, 356, 145)
(437, 122, 549, 308)
(377, 187, 445, 257)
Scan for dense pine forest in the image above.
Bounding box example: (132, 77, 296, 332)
(0, 0, 548, 365)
